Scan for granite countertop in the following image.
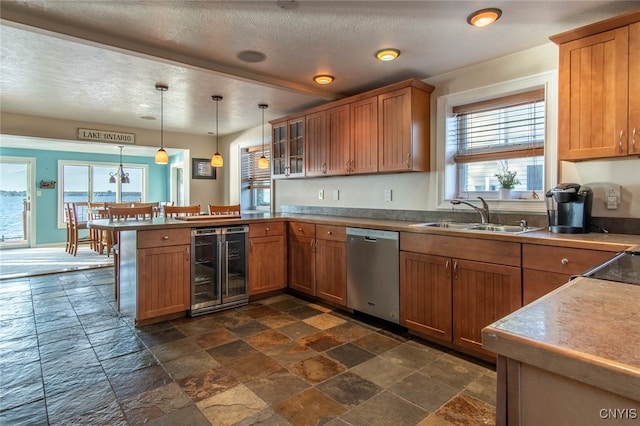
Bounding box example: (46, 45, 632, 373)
(482, 277, 640, 401)
(89, 212, 640, 251)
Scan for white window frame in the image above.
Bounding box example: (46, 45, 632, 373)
(57, 159, 149, 228)
(436, 71, 558, 213)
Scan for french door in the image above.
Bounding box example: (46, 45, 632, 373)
(0, 156, 35, 248)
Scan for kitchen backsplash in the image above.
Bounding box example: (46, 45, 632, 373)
(280, 205, 639, 235)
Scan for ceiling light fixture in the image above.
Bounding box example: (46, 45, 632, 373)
(375, 48, 400, 62)
(211, 95, 224, 168)
(467, 8, 502, 28)
(109, 145, 130, 184)
(313, 74, 334, 85)
(154, 83, 169, 164)
(258, 104, 269, 170)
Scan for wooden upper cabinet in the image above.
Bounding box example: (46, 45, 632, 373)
(378, 86, 431, 172)
(629, 21, 640, 156)
(326, 104, 351, 175)
(271, 79, 433, 178)
(552, 11, 640, 160)
(305, 111, 327, 177)
(306, 106, 351, 177)
(350, 96, 378, 174)
(271, 117, 305, 178)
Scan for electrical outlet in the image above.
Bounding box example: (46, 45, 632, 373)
(605, 184, 621, 210)
(318, 189, 324, 200)
(384, 189, 392, 202)
(333, 190, 339, 201)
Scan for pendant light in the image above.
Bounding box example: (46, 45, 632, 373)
(109, 145, 130, 184)
(258, 104, 269, 169)
(211, 95, 224, 167)
(154, 83, 169, 164)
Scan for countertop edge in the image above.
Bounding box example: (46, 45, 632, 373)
(88, 214, 640, 250)
(482, 278, 640, 402)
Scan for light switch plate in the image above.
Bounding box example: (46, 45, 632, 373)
(318, 189, 324, 200)
(384, 189, 392, 202)
(333, 190, 339, 201)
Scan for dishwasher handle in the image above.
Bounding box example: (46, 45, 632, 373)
(364, 236, 378, 242)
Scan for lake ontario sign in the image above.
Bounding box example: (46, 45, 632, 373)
(78, 128, 135, 144)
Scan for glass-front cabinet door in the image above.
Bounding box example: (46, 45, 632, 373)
(271, 116, 305, 178)
(272, 121, 288, 177)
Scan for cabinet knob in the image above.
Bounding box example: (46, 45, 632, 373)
(619, 130, 625, 153)
(162, 236, 169, 240)
(298, 227, 302, 232)
(561, 258, 569, 265)
(632, 128, 637, 152)
(327, 231, 332, 235)
(266, 227, 270, 232)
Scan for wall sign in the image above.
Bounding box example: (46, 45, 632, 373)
(78, 128, 135, 144)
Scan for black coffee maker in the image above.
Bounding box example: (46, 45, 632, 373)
(545, 183, 593, 233)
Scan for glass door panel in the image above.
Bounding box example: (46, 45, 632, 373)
(0, 157, 33, 248)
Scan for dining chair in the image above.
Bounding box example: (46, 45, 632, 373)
(67, 202, 97, 256)
(164, 205, 201, 217)
(132, 202, 161, 217)
(208, 204, 241, 216)
(107, 205, 154, 300)
(88, 202, 107, 253)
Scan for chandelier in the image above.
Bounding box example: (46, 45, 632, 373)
(109, 145, 130, 184)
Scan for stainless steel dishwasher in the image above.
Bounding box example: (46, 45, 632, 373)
(347, 228, 400, 324)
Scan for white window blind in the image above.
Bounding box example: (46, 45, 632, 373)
(448, 89, 545, 196)
(241, 146, 271, 189)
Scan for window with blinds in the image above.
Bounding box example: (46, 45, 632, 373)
(448, 89, 545, 198)
(241, 146, 271, 209)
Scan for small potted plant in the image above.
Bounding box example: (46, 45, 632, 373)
(495, 163, 520, 199)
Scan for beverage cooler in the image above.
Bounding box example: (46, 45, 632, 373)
(190, 226, 249, 316)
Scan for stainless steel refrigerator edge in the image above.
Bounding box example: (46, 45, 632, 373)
(190, 226, 249, 315)
(347, 228, 400, 324)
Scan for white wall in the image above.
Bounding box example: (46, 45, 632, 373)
(0, 112, 227, 210)
(264, 42, 639, 218)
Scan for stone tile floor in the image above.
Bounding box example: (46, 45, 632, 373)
(0, 268, 496, 425)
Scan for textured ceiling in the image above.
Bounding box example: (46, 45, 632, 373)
(1, 1, 639, 142)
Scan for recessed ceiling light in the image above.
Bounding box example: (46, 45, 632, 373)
(313, 74, 334, 85)
(467, 8, 502, 28)
(375, 49, 400, 62)
(236, 50, 267, 63)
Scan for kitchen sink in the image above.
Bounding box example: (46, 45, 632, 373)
(409, 222, 542, 234)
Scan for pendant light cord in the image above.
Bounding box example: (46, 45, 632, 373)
(216, 98, 219, 152)
(160, 89, 164, 150)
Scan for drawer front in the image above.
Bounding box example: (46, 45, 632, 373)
(249, 221, 285, 238)
(400, 232, 520, 267)
(137, 228, 190, 248)
(289, 221, 316, 237)
(522, 244, 617, 275)
(316, 225, 346, 242)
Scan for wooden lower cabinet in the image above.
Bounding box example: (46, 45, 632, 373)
(400, 232, 522, 359)
(400, 252, 452, 342)
(453, 259, 521, 356)
(126, 228, 191, 323)
(288, 222, 316, 295)
(248, 222, 287, 296)
(522, 243, 618, 304)
(137, 244, 191, 321)
(315, 229, 347, 306)
(288, 221, 347, 306)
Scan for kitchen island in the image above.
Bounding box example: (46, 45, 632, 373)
(90, 213, 640, 332)
(483, 276, 640, 425)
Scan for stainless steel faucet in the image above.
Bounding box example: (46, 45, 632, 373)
(450, 197, 490, 223)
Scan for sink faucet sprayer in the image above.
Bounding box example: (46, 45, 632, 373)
(450, 197, 490, 224)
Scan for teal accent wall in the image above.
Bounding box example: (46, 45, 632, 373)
(0, 146, 169, 245)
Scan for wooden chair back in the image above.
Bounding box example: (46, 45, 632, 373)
(107, 205, 154, 221)
(164, 205, 201, 217)
(208, 204, 241, 215)
(66, 202, 96, 255)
